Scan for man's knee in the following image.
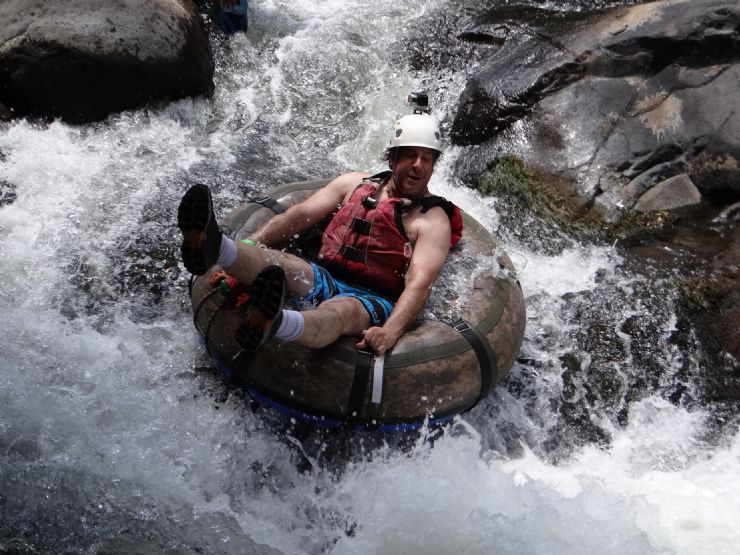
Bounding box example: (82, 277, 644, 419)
(294, 297, 368, 348)
(316, 297, 370, 333)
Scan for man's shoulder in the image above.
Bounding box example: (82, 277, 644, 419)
(408, 202, 451, 242)
(336, 171, 372, 183)
(326, 171, 372, 193)
(419, 203, 453, 225)
(416, 197, 462, 248)
(415, 195, 453, 219)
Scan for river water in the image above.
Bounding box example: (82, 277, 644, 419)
(1, 1, 738, 553)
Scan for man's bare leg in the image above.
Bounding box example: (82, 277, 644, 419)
(234, 269, 371, 352)
(293, 297, 372, 349)
(177, 183, 316, 296)
(223, 243, 315, 298)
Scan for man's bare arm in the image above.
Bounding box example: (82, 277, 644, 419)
(357, 208, 452, 354)
(250, 172, 368, 247)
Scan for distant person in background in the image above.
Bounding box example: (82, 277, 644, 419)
(213, 0, 249, 35)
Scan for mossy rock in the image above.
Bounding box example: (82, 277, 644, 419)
(472, 156, 677, 251)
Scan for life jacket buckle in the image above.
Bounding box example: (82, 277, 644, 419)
(361, 195, 378, 208)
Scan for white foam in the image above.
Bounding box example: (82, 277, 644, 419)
(519, 246, 620, 297)
(497, 397, 740, 554)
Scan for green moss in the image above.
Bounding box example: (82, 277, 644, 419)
(611, 210, 677, 236)
(475, 155, 606, 236)
(477, 156, 534, 201)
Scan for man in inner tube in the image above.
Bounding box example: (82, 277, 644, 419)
(177, 112, 463, 356)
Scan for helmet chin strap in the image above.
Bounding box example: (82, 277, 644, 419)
(386, 148, 400, 197)
(392, 147, 400, 175)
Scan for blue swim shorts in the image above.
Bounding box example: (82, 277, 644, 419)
(292, 262, 395, 326)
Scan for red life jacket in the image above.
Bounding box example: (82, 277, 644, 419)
(317, 173, 464, 299)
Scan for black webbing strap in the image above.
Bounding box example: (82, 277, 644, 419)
(339, 244, 364, 261)
(350, 217, 372, 234)
(249, 196, 285, 214)
(346, 349, 374, 422)
(450, 319, 497, 402)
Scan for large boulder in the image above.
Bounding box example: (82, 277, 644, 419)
(0, 0, 214, 123)
(452, 0, 740, 221)
(632, 174, 702, 212)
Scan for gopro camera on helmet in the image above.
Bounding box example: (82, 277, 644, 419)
(388, 91, 442, 152)
(405, 91, 430, 114)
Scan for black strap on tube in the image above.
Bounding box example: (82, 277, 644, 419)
(346, 349, 374, 423)
(450, 319, 497, 402)
(249, 196, 285, 214)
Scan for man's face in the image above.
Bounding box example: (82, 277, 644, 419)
(391, 146, 436, 198)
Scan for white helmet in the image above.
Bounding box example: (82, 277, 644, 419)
(388, 114, 442, 153)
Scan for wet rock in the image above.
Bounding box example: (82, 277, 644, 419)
(451, 6, 598, 146)
(633, 174, 702, 212)
(677, 230, 740, 401)
(0, 180, 16, 207)
(452, 0, 740, 220)
(620, 160, 687, 208)
(0, 99, 11, 121)
(0, 151, 16, 207)
(717, 201, 740, 224)
(0, 0, 214, 124)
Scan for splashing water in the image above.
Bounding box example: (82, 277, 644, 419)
(1, 1, 738, 554)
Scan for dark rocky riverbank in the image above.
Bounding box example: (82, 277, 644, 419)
(445, 0, 739, 403)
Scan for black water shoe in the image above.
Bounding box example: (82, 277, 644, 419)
(235, 265, 287, 352)
(178, 184, 222, 275)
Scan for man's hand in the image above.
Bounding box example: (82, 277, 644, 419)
(356, 326, 401, 355)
